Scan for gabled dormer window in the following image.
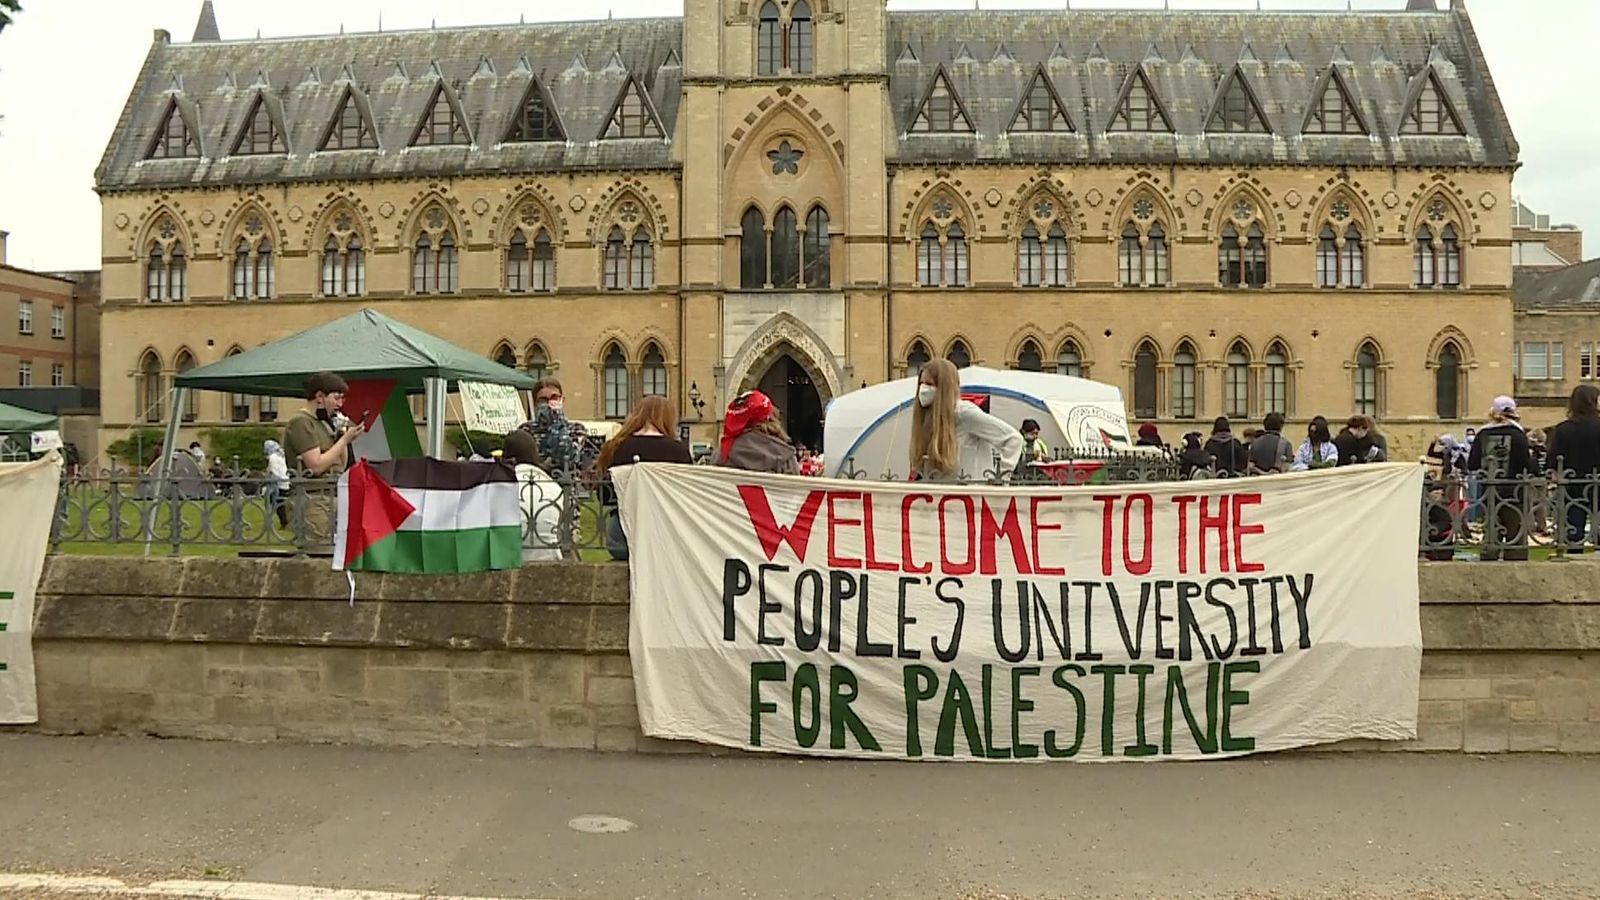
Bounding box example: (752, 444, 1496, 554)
(1009, 68, 1074, 133)
(1207, 68, 1270, 134)
(601, 77, 663, 139)
(910, 67, 973, 134)
(1108, 68, 1172, 133)
(320, 87, 377, 150)
(1402, 70, 1465, 136)
(1304, 68, 1366, 135)
(504, 78, 565, 142)
(232, 94, 286, 155)
(412, 82, 470, 146)
(147, 99, 198, 159)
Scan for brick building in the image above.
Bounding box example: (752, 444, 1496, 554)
(0, 231, 100, 395)
(93, 0, 1519, 456)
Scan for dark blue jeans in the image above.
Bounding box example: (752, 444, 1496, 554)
(1564, 487, 1595, 552)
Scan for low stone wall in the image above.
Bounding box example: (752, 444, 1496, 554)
(22, 556, 1600, 754)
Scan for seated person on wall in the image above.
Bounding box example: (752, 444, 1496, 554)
(718, 391, 800, 475)
(1335, 415, 1388, 466)
(1469, 396, 1535, 562)
(281, 371, 363, 548)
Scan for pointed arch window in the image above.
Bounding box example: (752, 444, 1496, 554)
(1436, 342, 1462, 420)
(630, 229, 654, 289)
(1441, 225, 1462, 288)
(918, 224, 940, 286)
(803, 206, 830, 288)
(345, 236, 365, 296)
(1173, 342, 1198, 420)
(1219, 224, 1244, 287)
(173, 351, 198, 422)
(945, 222, 968, 287)
(525, 343, 550, 383)
(233, 239, 252, 299)
(1355, 343, 1380, 417)
(493, 344, 518, 370)
(604, 227, 627, 290)
(507, 230, 530, 292)
(1342, 225, 1365, 288)
(947, 340, 971, 369)
(1017, 340, 1043, 372)
(1019, 224, 1043, 287)
(741, 207, 768, 289)
(906, 340, 932, 375)
(255, 238, 274, 298)
(1119, 223, 1142, 286)
(1220, 220, 1267, 288)
(321, 236, 342, 296)
(323, 89, 377, 150)
(412, 234, 434, 294)
(138, 351, 164, 424)
(1225, 343, 1251, 419)
(642, 343, 668, 397)
(1317, 225, 1339, 288)
(1056, 341, 1083, 378)
(772, 206, 800, 288)
(1145, 223, 1169, 287)
(168, 243, 187, 301)
(260, 391, 279, 423)
(1265, 343, 1289, 415)
(789, 0, 814, 75)
(147, 243, 166, 302)
(603, 343, 630, 419)
(146, 233, 187, 302)
(1043, 223, 1069, 287)
(531, 231, 555, 291)
(220, 347, 252, 423)
(1133, 342, 1158, 420)
(757, 2, 782, 76)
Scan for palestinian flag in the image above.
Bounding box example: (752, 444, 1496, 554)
(342, 379, 423, 462)
(334, 459, 522, 573)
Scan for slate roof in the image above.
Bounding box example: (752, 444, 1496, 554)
(97, 5, 1515, 191)
(886, 8, 1516, 167)
(1515, 260, 1600, 311)
(96, 18, 683, 190)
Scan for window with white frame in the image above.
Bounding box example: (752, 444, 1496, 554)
(18, 360, 31, 387)
(51, 363, 64, 387)
(1515, 342, 1563, 380)
(50, 305, 64, 338)
(916, 217, 968, 287)
(18, 300, 32, 335)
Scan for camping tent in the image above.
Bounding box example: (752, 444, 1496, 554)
(822, 367, 1134, 480)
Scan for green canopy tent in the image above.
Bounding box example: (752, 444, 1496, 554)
(0, 400, 59, 461)
(172, 307, 538, 459)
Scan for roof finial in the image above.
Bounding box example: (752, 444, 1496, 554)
(377, 11, 382, 32)
(191, 0, 220, 42)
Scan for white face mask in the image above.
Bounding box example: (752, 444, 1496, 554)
(917, 385, 937, 409)
(545, 398, 564, 413)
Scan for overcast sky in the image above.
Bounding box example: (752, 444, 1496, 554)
(0, 0, 1594, 271)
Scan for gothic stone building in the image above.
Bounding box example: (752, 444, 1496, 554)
(96, 0, 1517, 456)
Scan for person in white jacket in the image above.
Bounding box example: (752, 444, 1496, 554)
(262, 439, 291, 528)
(504, 429, 565, 562)
(909, 358, 1023, 483)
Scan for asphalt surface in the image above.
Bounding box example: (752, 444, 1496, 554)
(0, 734, 1596, 900)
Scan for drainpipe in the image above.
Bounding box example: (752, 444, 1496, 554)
(675, 170, 686, 438)
(885, 169, 895, 383)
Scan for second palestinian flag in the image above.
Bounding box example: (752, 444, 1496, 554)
(334, 459, 522, 573)
(342, 379, 423, 462)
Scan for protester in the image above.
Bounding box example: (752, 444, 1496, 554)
(594, 396, 693, 560)
(521, 378, 591, 475)
(1177, 432, 1215, 479)
(503, 429, 565, 563)
(1467, 396, 1533, 560)
(718, 390, 800, 474)
(1019, 418, 1050, 462)
(188, 441, 206, 465)
(1247, 413, 1294, 474)
(1135, 422, 1163, 449)
(262, 439, 291, 528)
(1546, 384, 1600, 553)
(1334, 415, 1387, 466)
(1291, 416, 1339, 471)
(1203, 417, 1248, 475)
(281, 371, 363, 547)
(908, 358, 1023, 482)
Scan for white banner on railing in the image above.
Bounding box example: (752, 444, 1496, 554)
(615, 463, 1423, 761)
(0, 453, 62, 724)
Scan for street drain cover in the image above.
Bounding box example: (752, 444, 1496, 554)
(568, 814, 637, 834)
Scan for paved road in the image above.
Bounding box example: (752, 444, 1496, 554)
(1, 735, 1596, 900)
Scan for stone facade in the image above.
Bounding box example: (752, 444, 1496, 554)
(25, 556, 1600, 755)
(94, 2, 1519, 458)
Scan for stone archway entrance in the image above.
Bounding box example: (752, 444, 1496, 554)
(753, 353, 825, 451)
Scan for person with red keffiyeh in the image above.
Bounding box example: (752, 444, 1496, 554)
(718, 390, 800, 475)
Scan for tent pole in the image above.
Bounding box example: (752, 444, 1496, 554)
(143, 386, 187, 557)
(425, 377, 446, 459)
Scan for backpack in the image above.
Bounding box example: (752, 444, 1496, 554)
(1249, 432, 1293, 473)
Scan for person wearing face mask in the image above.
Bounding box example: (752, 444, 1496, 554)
(521, 378, 591, 475)
(281, 371, 364, 549)
(909, 359, 1023, 483)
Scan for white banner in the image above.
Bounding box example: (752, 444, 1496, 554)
(30, 430, 62, 453)
(458, 381, 525, 436)
(616, 463, 1423, 761)
(0, 453, 62, 724)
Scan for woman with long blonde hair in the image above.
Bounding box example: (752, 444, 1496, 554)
(595, 395, 692, 560)
(909, 359, 1023, 482)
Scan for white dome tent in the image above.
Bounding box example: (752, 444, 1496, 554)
(822, 367, 1135, 481)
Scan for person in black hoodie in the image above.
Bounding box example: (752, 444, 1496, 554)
(1202, 417, 1248, 476)
(1546, 384, 1600, 553)
(1468, 396, 1534, 561)
(1334, 415, 1386, 466)
(1177, 432, 1214, 479)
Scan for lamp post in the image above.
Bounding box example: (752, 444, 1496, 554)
(689, 381, 707, 419)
